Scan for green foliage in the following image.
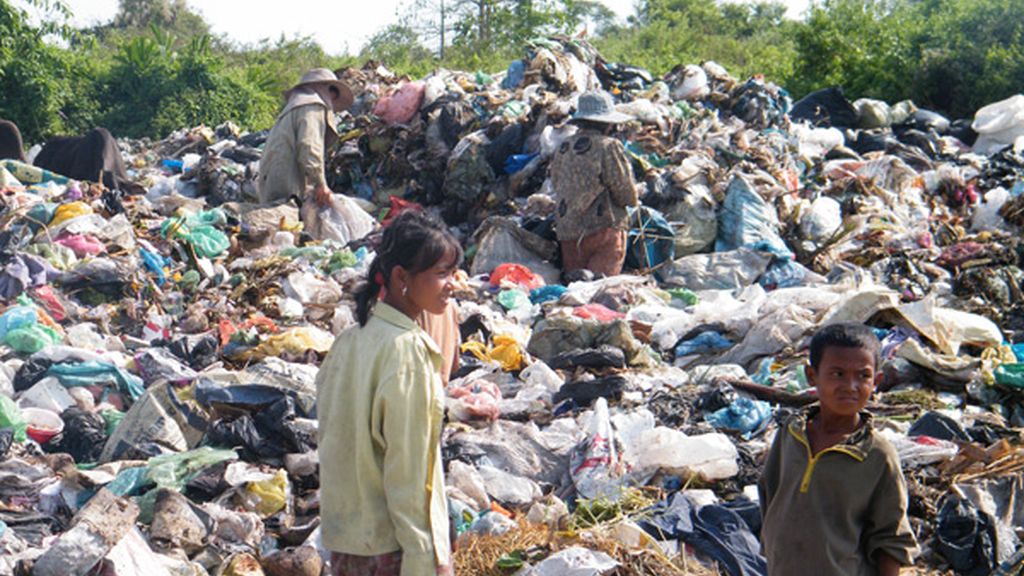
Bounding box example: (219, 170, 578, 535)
(97, 27, 279, 138)
(4, 0, 1024, 146)
(361, 24, 437, 77)
(596, 0, 798, 81)
(0, 0, 75, 142)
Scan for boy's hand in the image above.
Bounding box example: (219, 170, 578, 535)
(876, 552, 901, 576)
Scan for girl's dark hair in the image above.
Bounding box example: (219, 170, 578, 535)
(354, 210, 463, 326)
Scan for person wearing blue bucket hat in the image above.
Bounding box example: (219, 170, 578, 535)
(549, 90, 639, 278)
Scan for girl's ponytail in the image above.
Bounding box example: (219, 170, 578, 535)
(354, 256, 383, 326)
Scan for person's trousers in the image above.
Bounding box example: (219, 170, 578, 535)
(330, 551, 402, 576)
(560, 228, 627, 277)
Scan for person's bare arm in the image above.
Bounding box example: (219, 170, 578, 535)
(876, 551, 902, 576)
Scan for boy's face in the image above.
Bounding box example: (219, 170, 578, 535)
(806, 345, 878, 418)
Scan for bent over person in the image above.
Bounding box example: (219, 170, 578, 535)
(258, 68, 353, 207)
(549, 90, 639, 277)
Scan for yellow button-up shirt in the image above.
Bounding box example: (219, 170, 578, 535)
(317, 303, 450, 576)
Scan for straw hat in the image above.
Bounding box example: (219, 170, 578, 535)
(572, 91, 632, 124)
(285, 68, 354, 111)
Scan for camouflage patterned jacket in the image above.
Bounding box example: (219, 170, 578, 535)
(549, 129, 639, 241)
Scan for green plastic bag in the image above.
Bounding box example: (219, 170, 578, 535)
(101, 409, 126, 436)
(498, 289, 531, 311)
(4, 323, 61, 354)
(161, 212, 230, 258)
(995, 363, 1024, 388)
(0, 395, 27, 442)
(146, 446, 238, 491)
(136, 447, 238, 523)
(327, 249, 357, 272)
(666, 288, 699, 306)
(184, 225, 230, 258)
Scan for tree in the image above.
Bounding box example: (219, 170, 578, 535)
(360, 24, 435, 74)
(0, 0, 75, 142)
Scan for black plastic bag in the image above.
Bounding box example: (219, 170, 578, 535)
(13, 357, 54, 393)
(789, 87, 858, 128)
(908, 411, 971, 442)
(549, 346, 626, 371)
(935, 495, 997, 576)
(0, 428, 13, 459)
(553, 375, 626, 405)
(52, 408, 108, 463)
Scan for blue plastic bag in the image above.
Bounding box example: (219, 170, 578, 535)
(675, 331, 733, 357)
(501, 60, 526, 90)
(504, 153, 539, 175)
(140, 248, 171, 286)
(47, 361, 146, 400)
(626, 206, 675, 271)
(716, 177, 790, 256)
(530, 285, 567, 304)
(705, 397, 772, 438)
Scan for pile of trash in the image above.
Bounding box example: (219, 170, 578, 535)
(2, 35, 1024, 575)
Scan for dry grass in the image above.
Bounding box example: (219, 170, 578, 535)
(452, 520, 720, 576)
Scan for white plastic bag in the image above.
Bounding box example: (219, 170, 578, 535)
(800, 196, 843, 243)
(570, 398, 624, 500)
(972, 94, 1024, 155)
(300, 194, 376, 244)
(517, 547, 618, 576)
(671, 65, 709, 101)
(635, 427, 738, 480)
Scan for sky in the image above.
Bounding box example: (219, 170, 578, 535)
(37, 0, 809, 55)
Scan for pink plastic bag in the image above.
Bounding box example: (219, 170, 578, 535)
(573, 303, 625, 323)
(448, 380, 502, 422)
(372, 81, 426, 125)
(54, 233, 105, 257)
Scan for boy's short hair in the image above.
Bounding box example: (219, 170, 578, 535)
(809, 322, 881, 370)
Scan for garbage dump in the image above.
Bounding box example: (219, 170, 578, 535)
(3, 35, 1024, 575)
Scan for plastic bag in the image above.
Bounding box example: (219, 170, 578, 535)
(625, 206, 675, 272)
(448, 379, 502, 422)
(799, 196, 842, 243)
(935, 495, 997, 576)
(530, 285, 567, 304)
(0, 395, 27, 442)
(715, 177, 789, 256)
(146, 447, 239, 492)
(490, 263, 544, 290)
(573, 303, 625, 323)
(972, 94, 1024, 155)
(789, 86, 858, 128)
(300, 194, 376, 244)
(461, 334, 525, 372)
(497, 288, 531, 311)
(675, 332, 733, 358)
(373, 81, 426, 125)
(5, 323, 61, 354)
(704, 397, 772, 438)
(244, 469, 289, 517)
(670, 64, 709, 101)
(570, 398, 624, 500)
(518, 546, 618, 576)
(635, 427, 738, 480)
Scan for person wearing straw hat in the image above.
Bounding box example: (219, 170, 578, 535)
(258, 68, 353, 207)
(549, 90, 639, 278)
